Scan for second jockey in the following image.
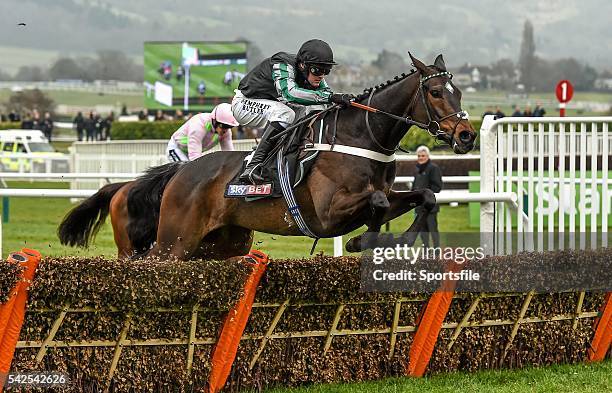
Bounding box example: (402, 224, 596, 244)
(167, 103, 238, 162)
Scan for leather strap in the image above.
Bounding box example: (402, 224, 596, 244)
(304, 143, 396, 163)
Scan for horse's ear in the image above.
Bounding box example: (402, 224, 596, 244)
(408, 52, 429, 75)
(434, 54, 446, 71)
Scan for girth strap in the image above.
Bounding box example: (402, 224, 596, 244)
(303, 143, 396, 163)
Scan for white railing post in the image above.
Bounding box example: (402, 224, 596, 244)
(333, 236, 343, 257)
(479, 115, 497, 254)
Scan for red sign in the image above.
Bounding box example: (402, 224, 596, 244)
(555, 80, 574, 103)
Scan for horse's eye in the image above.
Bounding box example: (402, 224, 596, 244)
(430, 89, 442, 98)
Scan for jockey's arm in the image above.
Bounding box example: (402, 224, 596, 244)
(272, 62, 332, 105)
(186, 122, 205, 161)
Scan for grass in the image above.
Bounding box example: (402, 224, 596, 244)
(0, 181, 472, 258)
(0, 88, 143, 108)
(266, 361, 612, 393)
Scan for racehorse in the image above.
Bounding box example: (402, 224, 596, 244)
(58, 53, 475, 260)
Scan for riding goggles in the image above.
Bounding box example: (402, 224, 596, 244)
(218, 123, 234, 129)
(308, 64, 332, 76)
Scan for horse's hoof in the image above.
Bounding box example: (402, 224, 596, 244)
(345, 237, 362, 253)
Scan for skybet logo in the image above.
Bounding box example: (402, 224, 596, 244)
(227, 184, 272, 196)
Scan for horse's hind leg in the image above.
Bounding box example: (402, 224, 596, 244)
(193, 225, 254, 260)
(109, 182, 134, 259)
(147, 199, 215, 260)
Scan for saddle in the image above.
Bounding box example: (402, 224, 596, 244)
(225, 107, 339, 201)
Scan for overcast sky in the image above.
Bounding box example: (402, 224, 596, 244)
(1, 0, 610, 72)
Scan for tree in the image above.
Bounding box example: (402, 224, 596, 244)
(0, 68, 12, 81)
(371, 49, 407, 79)
(13, 66, 47, 81)
(48, 57, 86, 81)
(518, 20, 536, 91)
(91, 50, 142, 81)
(6, 89, 55, 115)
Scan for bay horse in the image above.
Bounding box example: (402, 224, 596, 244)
(58, 53, 475, 260)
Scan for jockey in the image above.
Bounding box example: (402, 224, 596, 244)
(232, 39, 354, 184)
(167, 103, 238, 162)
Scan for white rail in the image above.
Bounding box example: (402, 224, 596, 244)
(479, 115, 611, 254)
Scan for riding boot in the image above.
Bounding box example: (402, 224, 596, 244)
(239, 121, 285, 184)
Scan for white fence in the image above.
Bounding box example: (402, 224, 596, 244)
(479, 115, 611, 254)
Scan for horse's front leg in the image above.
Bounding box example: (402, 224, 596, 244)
(345, 189, 436, 252)
(384, 189, 436, 246)
(345, 190, 390, 252)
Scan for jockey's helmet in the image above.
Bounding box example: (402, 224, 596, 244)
(297, 39, 337, 66)
(212, 103, 239, 127)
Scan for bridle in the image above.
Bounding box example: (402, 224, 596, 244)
(364, 70, 469, 153)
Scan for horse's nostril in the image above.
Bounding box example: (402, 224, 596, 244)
(459, 130, 472, 143)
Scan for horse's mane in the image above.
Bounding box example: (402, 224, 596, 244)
(355, 64, 444, 101)
(355, 69, 417, 101)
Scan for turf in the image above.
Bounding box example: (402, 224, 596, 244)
(0, 88, 142, 108)
(266, 360, 612, 393)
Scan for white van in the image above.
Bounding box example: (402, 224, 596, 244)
(0, 130, 70, 172)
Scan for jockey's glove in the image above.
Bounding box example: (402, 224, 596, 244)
(330, 93, 356, 108)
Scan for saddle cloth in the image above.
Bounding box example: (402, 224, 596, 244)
(225, 108, 338, 201)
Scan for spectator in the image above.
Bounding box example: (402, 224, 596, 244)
(0, 112, 6, 122)
(41, 112, 54, 142)
(174, 109, 184, 120)
(94, 112, 103, 140)
(21, 112, 34, 129)
(138, 108, 149, 121)
(176, 65, 184, 81)
(99, 112, 114, 140)
(511, 105, 522, 117)
(523, 105, 533, 117)
(73, 111, 85, 141)
(8, 111, 20, 122)
(163, 61, 172, 80)
(84, 111, 97, 142)
(32, 110, 41, 130)
(154, 110, 166, 121)
(411, 146, 442, 248)
(106, 112, 115, 140)
(223, 69, 233, 89)
(494, 106, 505, 119)
(121, 104, 128, 116)
(197, 81, 207, 96)
(482, 106, 494, 118)
(533, 102, 546, 117)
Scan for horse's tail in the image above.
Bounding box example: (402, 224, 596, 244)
(58, 182, 128, 248)
(127, 162, 183, 253)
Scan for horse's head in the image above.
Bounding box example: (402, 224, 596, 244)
(408, 53, 476, 154)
